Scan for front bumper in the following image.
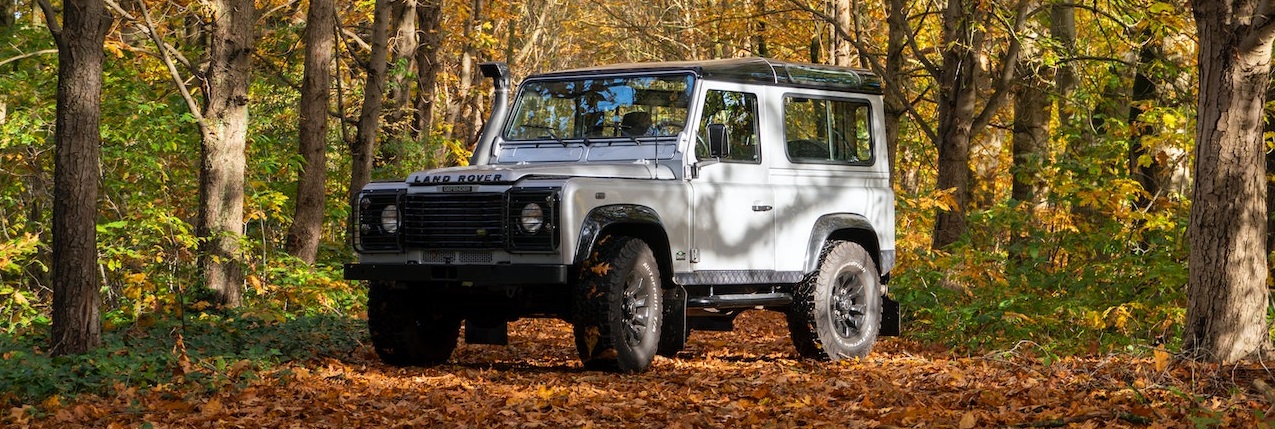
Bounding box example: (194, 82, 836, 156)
(343, 263, 570, 285)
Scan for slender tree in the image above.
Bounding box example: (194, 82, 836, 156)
(1185, 0, 1275, 364)
(1010, 7, 1051, 207)
(286, 0, 336, 264)
(413, 0, 444, 139)
(1128, 31, 1162, 206)
(883, 0, 906, 188)
(38, 0, 112, 355)
(930, 0, 984, 248)
(350, 0, 393, 200)
(197, 0, 256, 307)
(1050, 4, 1076, 127)
(1, 0, 14, 28)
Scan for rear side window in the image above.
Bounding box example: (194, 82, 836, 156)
(783, 96, 873, 165)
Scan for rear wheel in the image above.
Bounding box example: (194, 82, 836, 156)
(367, 281, 462, 366)
(573, 236, 664, 372)
(786, 241, 881, 360)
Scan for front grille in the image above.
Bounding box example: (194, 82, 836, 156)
(401, 193, 505, 249)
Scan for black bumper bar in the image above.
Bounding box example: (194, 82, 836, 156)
(343, 263, 570, 285)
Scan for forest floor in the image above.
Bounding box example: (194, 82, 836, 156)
(7, 311, 1274, 428)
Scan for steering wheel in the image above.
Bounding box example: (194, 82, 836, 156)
(652, 120, 685, 136)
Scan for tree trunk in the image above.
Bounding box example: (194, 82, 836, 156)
(831, 0, 851, 66)
(445, 0, 481, 143)
(883, 0, 905, 189)
(1, 0, 15, 28)
(1010, 62, 1049, 206)
(49, 0, 111, 356)
(1128, 32, 1161, 207)
(1185, 0, 1275, 364)
(381, 0, 417, 164)
(1049, 4, 1076, 127)
(349, 0, 393, 201)
(413, 0, 444, 138)
(1010, 7, 1051, 207)
(931, 0, 981, 249)
(752, 0, 768, 57)
(285, 0, 335, 264)
(197, 0, 255, 308)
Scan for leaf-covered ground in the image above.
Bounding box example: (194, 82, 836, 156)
(8, 311, 1273, 428)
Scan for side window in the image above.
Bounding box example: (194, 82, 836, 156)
(784, 96, 873, 164)
(696, 90, 760, 162)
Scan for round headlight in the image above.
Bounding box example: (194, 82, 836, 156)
(380, 204, 399, 234)
(520, 203, 544, 234)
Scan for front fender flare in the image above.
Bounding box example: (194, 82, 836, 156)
(573, 204, 664, 266)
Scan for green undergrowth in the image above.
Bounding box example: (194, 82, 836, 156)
(0, 309, 367, 407)
(892, 200, 1191, 358)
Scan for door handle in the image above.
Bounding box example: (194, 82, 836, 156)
(752, 204, 773, 212)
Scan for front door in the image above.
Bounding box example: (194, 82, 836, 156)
(689, 85, 775, 277)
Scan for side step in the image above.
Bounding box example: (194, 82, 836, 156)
(687, 293, 792, 310)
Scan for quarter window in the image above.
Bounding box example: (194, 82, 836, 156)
(783, 97, 873, 164)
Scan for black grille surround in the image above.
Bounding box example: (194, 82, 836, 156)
(387, 188, 559, 252)
(506, 189, 560, 252)
(353, 191, 402, 252)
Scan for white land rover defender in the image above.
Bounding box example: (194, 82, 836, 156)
(345, 58, 899, 372)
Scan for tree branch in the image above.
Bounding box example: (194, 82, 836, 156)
(970, 0, 1036, 134)
(0, 49, 59, 68)
(105, 0, 205, 124)
(102, 0, 196, 71)
(36, 0, 62, 45)
(1242, 0, 1275, 53)
(789, 0, 939, 143)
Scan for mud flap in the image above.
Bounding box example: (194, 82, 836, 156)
(879, 295, 901, 337)
(464, 319, 509, 345)
(658, 286, 687, 356)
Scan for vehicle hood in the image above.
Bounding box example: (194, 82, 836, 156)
(405, 162, 676, 185)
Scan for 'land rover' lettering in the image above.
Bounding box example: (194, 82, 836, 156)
(417, 173, 505, 184)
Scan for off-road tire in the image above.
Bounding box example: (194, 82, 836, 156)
(573, 236, 664, 372)
(367, 281, 462, 366)
(786, 241, 881, 360)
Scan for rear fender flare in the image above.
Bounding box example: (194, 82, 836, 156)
(804, 213, 882, 276)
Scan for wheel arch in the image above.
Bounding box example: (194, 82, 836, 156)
(804, 213, 884, 278)
(575, 204, 674, 283)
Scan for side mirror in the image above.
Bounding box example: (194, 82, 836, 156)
(707, 123, 729, 158)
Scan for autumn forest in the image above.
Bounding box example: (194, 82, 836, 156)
(2, 0, 1275, 426)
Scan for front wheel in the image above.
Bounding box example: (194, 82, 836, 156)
(367, 281, 462, 366)
(573, 236, 664, 372)
(786, 241, 881, 360)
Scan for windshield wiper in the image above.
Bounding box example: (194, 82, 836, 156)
(523, 124, 567, 147)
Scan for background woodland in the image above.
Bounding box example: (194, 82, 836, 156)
(1, 0, 1271, 413)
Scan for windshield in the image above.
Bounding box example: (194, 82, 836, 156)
(504, 74, 694, 141)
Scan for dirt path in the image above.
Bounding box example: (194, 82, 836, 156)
(12, 311, 1269, 428)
